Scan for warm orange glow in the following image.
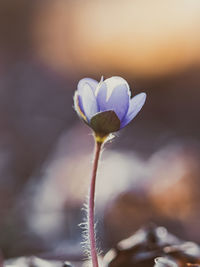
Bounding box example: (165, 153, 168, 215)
(32, 1, 200, 77)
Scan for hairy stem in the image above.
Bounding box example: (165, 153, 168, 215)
(88, 140, 102, 267)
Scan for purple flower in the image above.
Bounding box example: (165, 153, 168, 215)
(74, 76, 146, 136)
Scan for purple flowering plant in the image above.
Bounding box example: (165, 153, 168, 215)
(73, 76, 146, 267)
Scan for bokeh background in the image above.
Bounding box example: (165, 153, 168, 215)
(0, 0, 200, 262)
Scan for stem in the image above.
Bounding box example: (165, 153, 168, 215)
(88, 140, 102, 267)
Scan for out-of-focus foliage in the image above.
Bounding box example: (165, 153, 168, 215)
(103, 225, 200, 267)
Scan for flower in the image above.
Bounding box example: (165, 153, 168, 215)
(74, 76, 146, 138)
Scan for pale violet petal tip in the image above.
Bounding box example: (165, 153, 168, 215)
(78, 82, 99, 121)
(120, 92, 146, 128)
(78, 77, 98, 93)
(96, 82, 130, 121)
(103, 76, 131, 100)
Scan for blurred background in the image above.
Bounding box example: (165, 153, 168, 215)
(0, 0, 200, 262)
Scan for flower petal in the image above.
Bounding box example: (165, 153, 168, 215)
(77, 82, 99, 121)
(96, 77, 130, 121)
(120, 92, 146, 128)
(73, 91, 87, 122)
(78, 78, 98, 92)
